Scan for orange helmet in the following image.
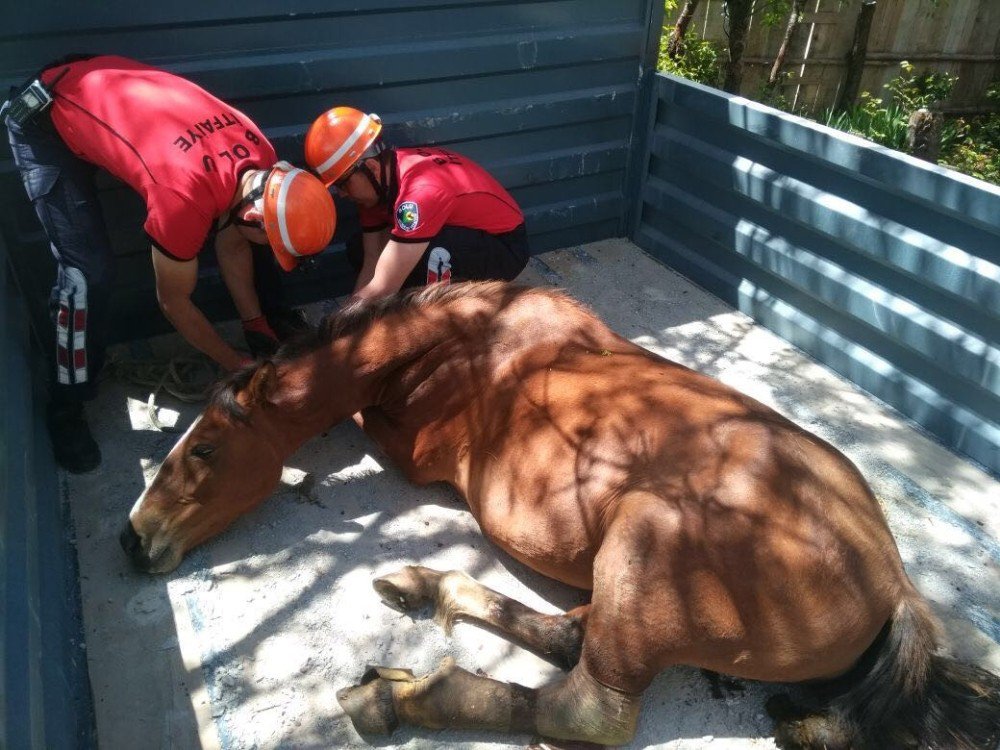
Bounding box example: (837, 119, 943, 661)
(305, 107, 382, 186)
(261, 167, 337, 271)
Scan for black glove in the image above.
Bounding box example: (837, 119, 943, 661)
(243, 330, 279, 359)
(242, 315, 281, 359)
(266, 307, 312, 341)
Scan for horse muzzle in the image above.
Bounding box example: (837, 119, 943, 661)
(121, 518, 183, 573)
(120, 519, 184, 573)
(120, 519, 152, 570)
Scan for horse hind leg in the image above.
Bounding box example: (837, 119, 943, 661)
(337, 655, 641, 746)
(373, 565, 587, 669)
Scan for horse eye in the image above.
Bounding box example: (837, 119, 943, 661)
(191, 443, 215, 460)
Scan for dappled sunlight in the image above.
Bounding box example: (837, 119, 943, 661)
(125, 395, 181, 431)
(156, 453, 566, 749)
(646, 74, 998, 486)
(63, 241, 998, 748)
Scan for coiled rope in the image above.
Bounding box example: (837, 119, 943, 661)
(107, 354, 221, 432)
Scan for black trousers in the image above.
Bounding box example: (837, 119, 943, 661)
(349, 223, 530, 290)
(5, 107, 114, 403)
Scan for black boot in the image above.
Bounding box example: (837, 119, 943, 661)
(46, 401, 101, 473)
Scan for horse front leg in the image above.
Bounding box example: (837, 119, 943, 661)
(337, 657, 641, 746)
(373, 565, 587, 669)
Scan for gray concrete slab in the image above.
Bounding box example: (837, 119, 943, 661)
(67, 238, 999, 749)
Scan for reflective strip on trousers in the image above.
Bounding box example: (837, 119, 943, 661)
(56, 267, 88, 384)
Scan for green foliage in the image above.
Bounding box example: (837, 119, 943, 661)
(938, 98, 1000, 185)
(822, 93, 912, 151)
(820, 63, 958, 152)
(987, 80, 1000, 104)
(884, 60, 957, 110)
(656, 3, 999, 186)
(819, 67, 1000, 186)
(755, 72, 807, 115)
(657, 28, 724, 88)
(657, 0, 803, 91)
(757, 0, 796, 27)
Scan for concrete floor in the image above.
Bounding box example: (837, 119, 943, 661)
(66, 238, 1000, 750)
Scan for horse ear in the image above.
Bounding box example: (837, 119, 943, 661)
(245, 361, 277, 408)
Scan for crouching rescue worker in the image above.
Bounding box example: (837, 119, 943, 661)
(2, 54, 336, 473)
(304, 106, 528, 302)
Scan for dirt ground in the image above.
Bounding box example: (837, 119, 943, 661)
(65, 238, 1000, 750)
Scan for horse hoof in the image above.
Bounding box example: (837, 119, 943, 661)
(373, 566, 439, 612)
(769, 704, 854, 750)
(337, 673, 399, 735)
(373, 578, 413, 612)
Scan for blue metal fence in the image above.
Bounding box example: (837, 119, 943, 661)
(632, 74, 1000, 475)
(0, 234, 95, 750)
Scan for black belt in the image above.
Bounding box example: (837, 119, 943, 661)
(3, 54, 95, 124)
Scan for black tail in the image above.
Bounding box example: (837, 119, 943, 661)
(834, 594, 1000, 749)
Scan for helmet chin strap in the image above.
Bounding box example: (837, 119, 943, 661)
(353, 143, 391, 206)
(220, 169, 269, 230)
(356, 162, 384, 205)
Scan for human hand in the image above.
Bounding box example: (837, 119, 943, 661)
(242, 315, 280, 359)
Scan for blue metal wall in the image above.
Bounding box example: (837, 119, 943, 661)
(0, 0, 664, 343)
(1, 233, 95, 749)
(632, 74, 1000, 476)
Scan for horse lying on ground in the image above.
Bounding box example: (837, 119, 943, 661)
(123, 281, 1000, 748)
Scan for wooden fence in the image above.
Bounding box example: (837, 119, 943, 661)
(671, 0, 1000, 113)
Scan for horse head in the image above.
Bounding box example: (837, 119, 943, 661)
(121, 362, 285, 573)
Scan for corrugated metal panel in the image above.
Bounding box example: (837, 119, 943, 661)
(0, 1, 662, 343)
(1, 235, 95, 748)
(633, 74, 1000, 476)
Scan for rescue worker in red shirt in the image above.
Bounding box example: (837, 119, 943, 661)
(3, 55, 336, 472)
(304, 107, 528, 302)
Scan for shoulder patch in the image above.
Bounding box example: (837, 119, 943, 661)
(396, 201, 420, 232)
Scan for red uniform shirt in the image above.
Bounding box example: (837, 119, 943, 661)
(359, 147, 523, 242)
(41, 55, 276, 260)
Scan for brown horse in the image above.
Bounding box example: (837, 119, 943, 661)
(123, 281, 1000, 748)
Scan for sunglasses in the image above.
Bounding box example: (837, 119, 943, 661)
(332, 166, 358, 190)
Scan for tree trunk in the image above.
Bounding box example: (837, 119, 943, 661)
(836, 0, 877, 111)
(767, 0, 808, 88)
(667, 0, 702, 59)
(722, 0, 754, 94)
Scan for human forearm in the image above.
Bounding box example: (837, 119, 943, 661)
(159, 296, 245, 371)
(216, 227, 263, 320)
(351, 238, 427, 302)
(354, 230, 388, 292)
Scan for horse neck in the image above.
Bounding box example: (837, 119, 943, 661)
(266, 304, 464, 451)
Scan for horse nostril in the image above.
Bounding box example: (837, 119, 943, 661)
(119, 519, 148, 569)
(120, 519, 139, 553)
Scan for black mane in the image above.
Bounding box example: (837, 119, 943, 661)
(209, 281, 528, 421)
